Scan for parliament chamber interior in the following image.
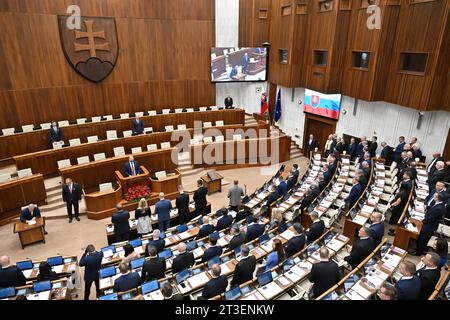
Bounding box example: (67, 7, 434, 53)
(1, 0, 450, 306)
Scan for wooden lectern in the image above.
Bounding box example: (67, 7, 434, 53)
(84, 184, 123, 220)
(14, 217, 46, 249)
(393, 219, 423, 250)
(150, 169, 182, 195)
(201, 171, 224, 195)
(115, 165, 151, 196)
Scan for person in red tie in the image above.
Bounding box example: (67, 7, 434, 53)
(124, 156, 141, 177)
(62, 178, 82, 223)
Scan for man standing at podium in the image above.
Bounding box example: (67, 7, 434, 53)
(20, 204, 47, 234)
(228, 180, 244, 213)
(124, 156, 141, 177)
(62, 178, 82, 223)
(194, 180, 208, 216)
(155, 192, 172, 232)
(132, 116, 144, 135)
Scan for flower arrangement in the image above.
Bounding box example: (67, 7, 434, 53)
(125, 184, 151, 202)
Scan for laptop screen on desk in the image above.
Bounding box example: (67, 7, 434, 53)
(33, 280, 52, 293)
(99, 266, 116, 279)
(16, 260, 33, 270)
(160, 249, 172, 259)
(207, 256, 221, 269)
(99, 293, 118, 300)
(176, 269, 190, 284)
(225, 286, 241, 300)
(47, 256, 63, 266)
(141, 280, 159, 295)
(130, 238, 142, 248)
(0, 287, 15, 299)
(130, 257, 145, 270)
(101, 245, 116, 253)
(257, 271, 273, 287)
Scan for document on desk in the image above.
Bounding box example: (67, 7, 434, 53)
(261, 241, 274, 253)
(258, 281, 283, 300)
(149, 290, 164, 300)
(52, 265, 64, 273)
(192, 247, 204, 258)
(220, 263, 232, 275)
(179, 231, 191, 240)
(382, 253, 402, 268)
(241, 291, 265, 300)
(287, 197, 297, 205)
(294, 191, 304, 197)
(257, 192, 266, 200)
(280, 202, 290, 209)
(326, 238, 345, 252)
(285, 270, 301, 283)
(361, 205, 375, 214)
(218, 237, 229, 247)
(187, 272, 210, 289)
(280, 229, 296, 241)
(371, 268, 389, 281)
(351, 282, 373, 299)
(26, 220, 37, 226)
(22, 269, 33, 278)
(277, 275, 291, 287)
(345, 289, 365, 300)
(365, 273, 385, 288)
(353, 214, 368, 225)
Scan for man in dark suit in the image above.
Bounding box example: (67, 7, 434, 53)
(49, 121, 63, 143)
(412, 144, 422, 160)
(194, 180, 208, 216)
(161, 282, 183, 300)
(246, 216, 265, 242)
(344, 227, 375, 269)
(228, 225, 246, 251)
(309, 247, 341, 298)
(172, 242, 195, 274)
(415, 252, 441, 300)
(361, 161, 371, 183)
(197, 216, 215, 239)
(277, 177, 288, 198)
(230, 245, 256, 287)
(176, 186, 190, 224)
(415, 193, 446, 255)
(62, 178, 82, 223)
(426, 152, 444, 175)
(215, 208, 233, 231)
(346, 137, 357, 160)
(111, 204, 130, 242)
(428, 161, 446, 191)
(307, 134, 319, 153)
(132, 116, 144, 135)
(300, 184, 320, 212)
(79, 244, 104, 300)
(395, 261, 421, 300)
(286, 164, 300, 191)
(124, 156, 141, 177)
(146, 230, 165, 254)
(20, 204, 47, 234)
(368, 136, 378, 158)
(393, 136, 406, 163)
(240, 52, 250, 73)
(368, 212, 384, 247)
(155, 192, 172, 232)
(224, 96, 233, 109)
(201, 236, 223, 263)
(344, 177, 363, 210)
(285, 223, 306, 257)
(201, 264, 228, 299)
(356, 136, 367, 159)
(328, 156, 337, 175)
(380, 142, 392, 165)
(113, 262, 141, 293)
(141, 245, 166, 281)
(266, 185, 279, 208)
(0, 255, 27, 288)
(306, 212, 325, 244)
(322, 164, 332, 186)
(425, 181, 448, 208)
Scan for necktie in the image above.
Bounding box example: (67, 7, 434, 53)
(69, 184, 72, 193)
(131, 162, 135, 176)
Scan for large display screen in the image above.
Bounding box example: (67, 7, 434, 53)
(211, 47, 267, 82)
(304, 89, 342, 120)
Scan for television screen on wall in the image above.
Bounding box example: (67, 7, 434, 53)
(211, 47, 267, 82)
(304, 89, 342, 120)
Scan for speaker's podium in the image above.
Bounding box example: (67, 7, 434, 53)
(115, 165, 151, 196)
(201, 170, 223, 195)
(14, 217, 46, 249)
(150, 169, 181, 196)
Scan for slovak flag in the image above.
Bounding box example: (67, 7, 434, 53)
(261, 91, 268, 115)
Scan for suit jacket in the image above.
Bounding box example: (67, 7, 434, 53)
(49, 127, 63, 143)
(79, 251, 104, 282)
(368, 142, 378, 158)
(415, 267, 441, 300)
(62, 183, 82, 203)
(132, 119, 144, 134)
(344, 237, 374, 269)
(306, 220, 325, 244)
(202, 275, 228, 299)
(428, 169, 445, 190)
(124, 160, 141, 177)
(427, 156, 444, 175)
(176, 193, 190, 220)
(246, 223, 265, 242)
(172, 252, 195, 274)
(197, 224, 215, 239)
(395, 142, 406, 154)
(0, 265, 27, 288)
(277, 181, 288, 197)
(228, 232, 246, 251)
(113, 272, 141, 293)
(194, 187, 208, 214)
(369, 222, 384, 247)
(111, 210, 130, 235)
(323, 171, 332, 185)
(425, 190, 449, 208)
(300, 188, 320, 211)
(141, 257, 166, 281)
(329, 163, 337, 175)
(230, 255, 256, 286)
(224, 97, 234, 108)
(286, 170, 299, 190)
(201, 245, 223, 263)
(309, 260, 341, 298)
(216, 214, 233, 231)
(155, 199, 172, 222)
(345, 183, 363, 208)
(308, 139, 319, 152)
(381, 145, 391, 160)
(285, 234, 306, 257)
(266, 191, 279, 207)
(422, 203, 446, 234)
(347, 143, 357, 159)
(20, 207, 41, 222)
(228, 185, 244, 207)
(395, 275, 421, 300)
(147, 239, 165, 253)
(413, 148, 422, 160)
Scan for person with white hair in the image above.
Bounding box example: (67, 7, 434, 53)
(20, 203, 47, 234)
(171, 242, 195, 273)
(428, 161, 445, 190)
(154, 192, 172, 231)
(0, 256, 27, 288)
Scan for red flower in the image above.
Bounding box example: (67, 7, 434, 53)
(125, 184, 152, 201)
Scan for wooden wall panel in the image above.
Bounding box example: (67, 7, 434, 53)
(0, 0, 215, 129)
(238, 0, 272, 47)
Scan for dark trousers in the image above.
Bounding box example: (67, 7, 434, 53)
(230, 206, 239, 213)
(196, 203, 207, 216)
(115, 232, 130, 243)
(66, 201, 79, 219)
(158, 220, 170, 232)
(416, 230, 433, 255)
(178, 212, 190, 225)
(84, 278, 100, 300)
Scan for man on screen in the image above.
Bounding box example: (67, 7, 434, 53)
(124, 156, 141, 177)
(241, 52, 250, 73)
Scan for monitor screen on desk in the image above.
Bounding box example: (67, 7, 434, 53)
(99, 293, 118, 300)
(211, 47, 267, 83)
(130, 257, 145, 270)
(225, 286, 242, 300)
(129, 238, 142, 248)
(33, 280, 52, 293)
(176, 269, 190, 284)
(0, 287, 15, 299)
(257, 271, 273, 287)
(99, 266, 116, 279)
(47, 256, 63, 267)
(142, 280, 159, 295)
(207, 256, 221, 269)
(16, 260, 33, 270)
(160, 249, 172, 259)
(101, 245, 116, 253)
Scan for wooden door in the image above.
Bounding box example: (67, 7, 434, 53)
(303, 113, 337, 153)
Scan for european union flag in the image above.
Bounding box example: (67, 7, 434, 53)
(274, 88, 282, 122)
